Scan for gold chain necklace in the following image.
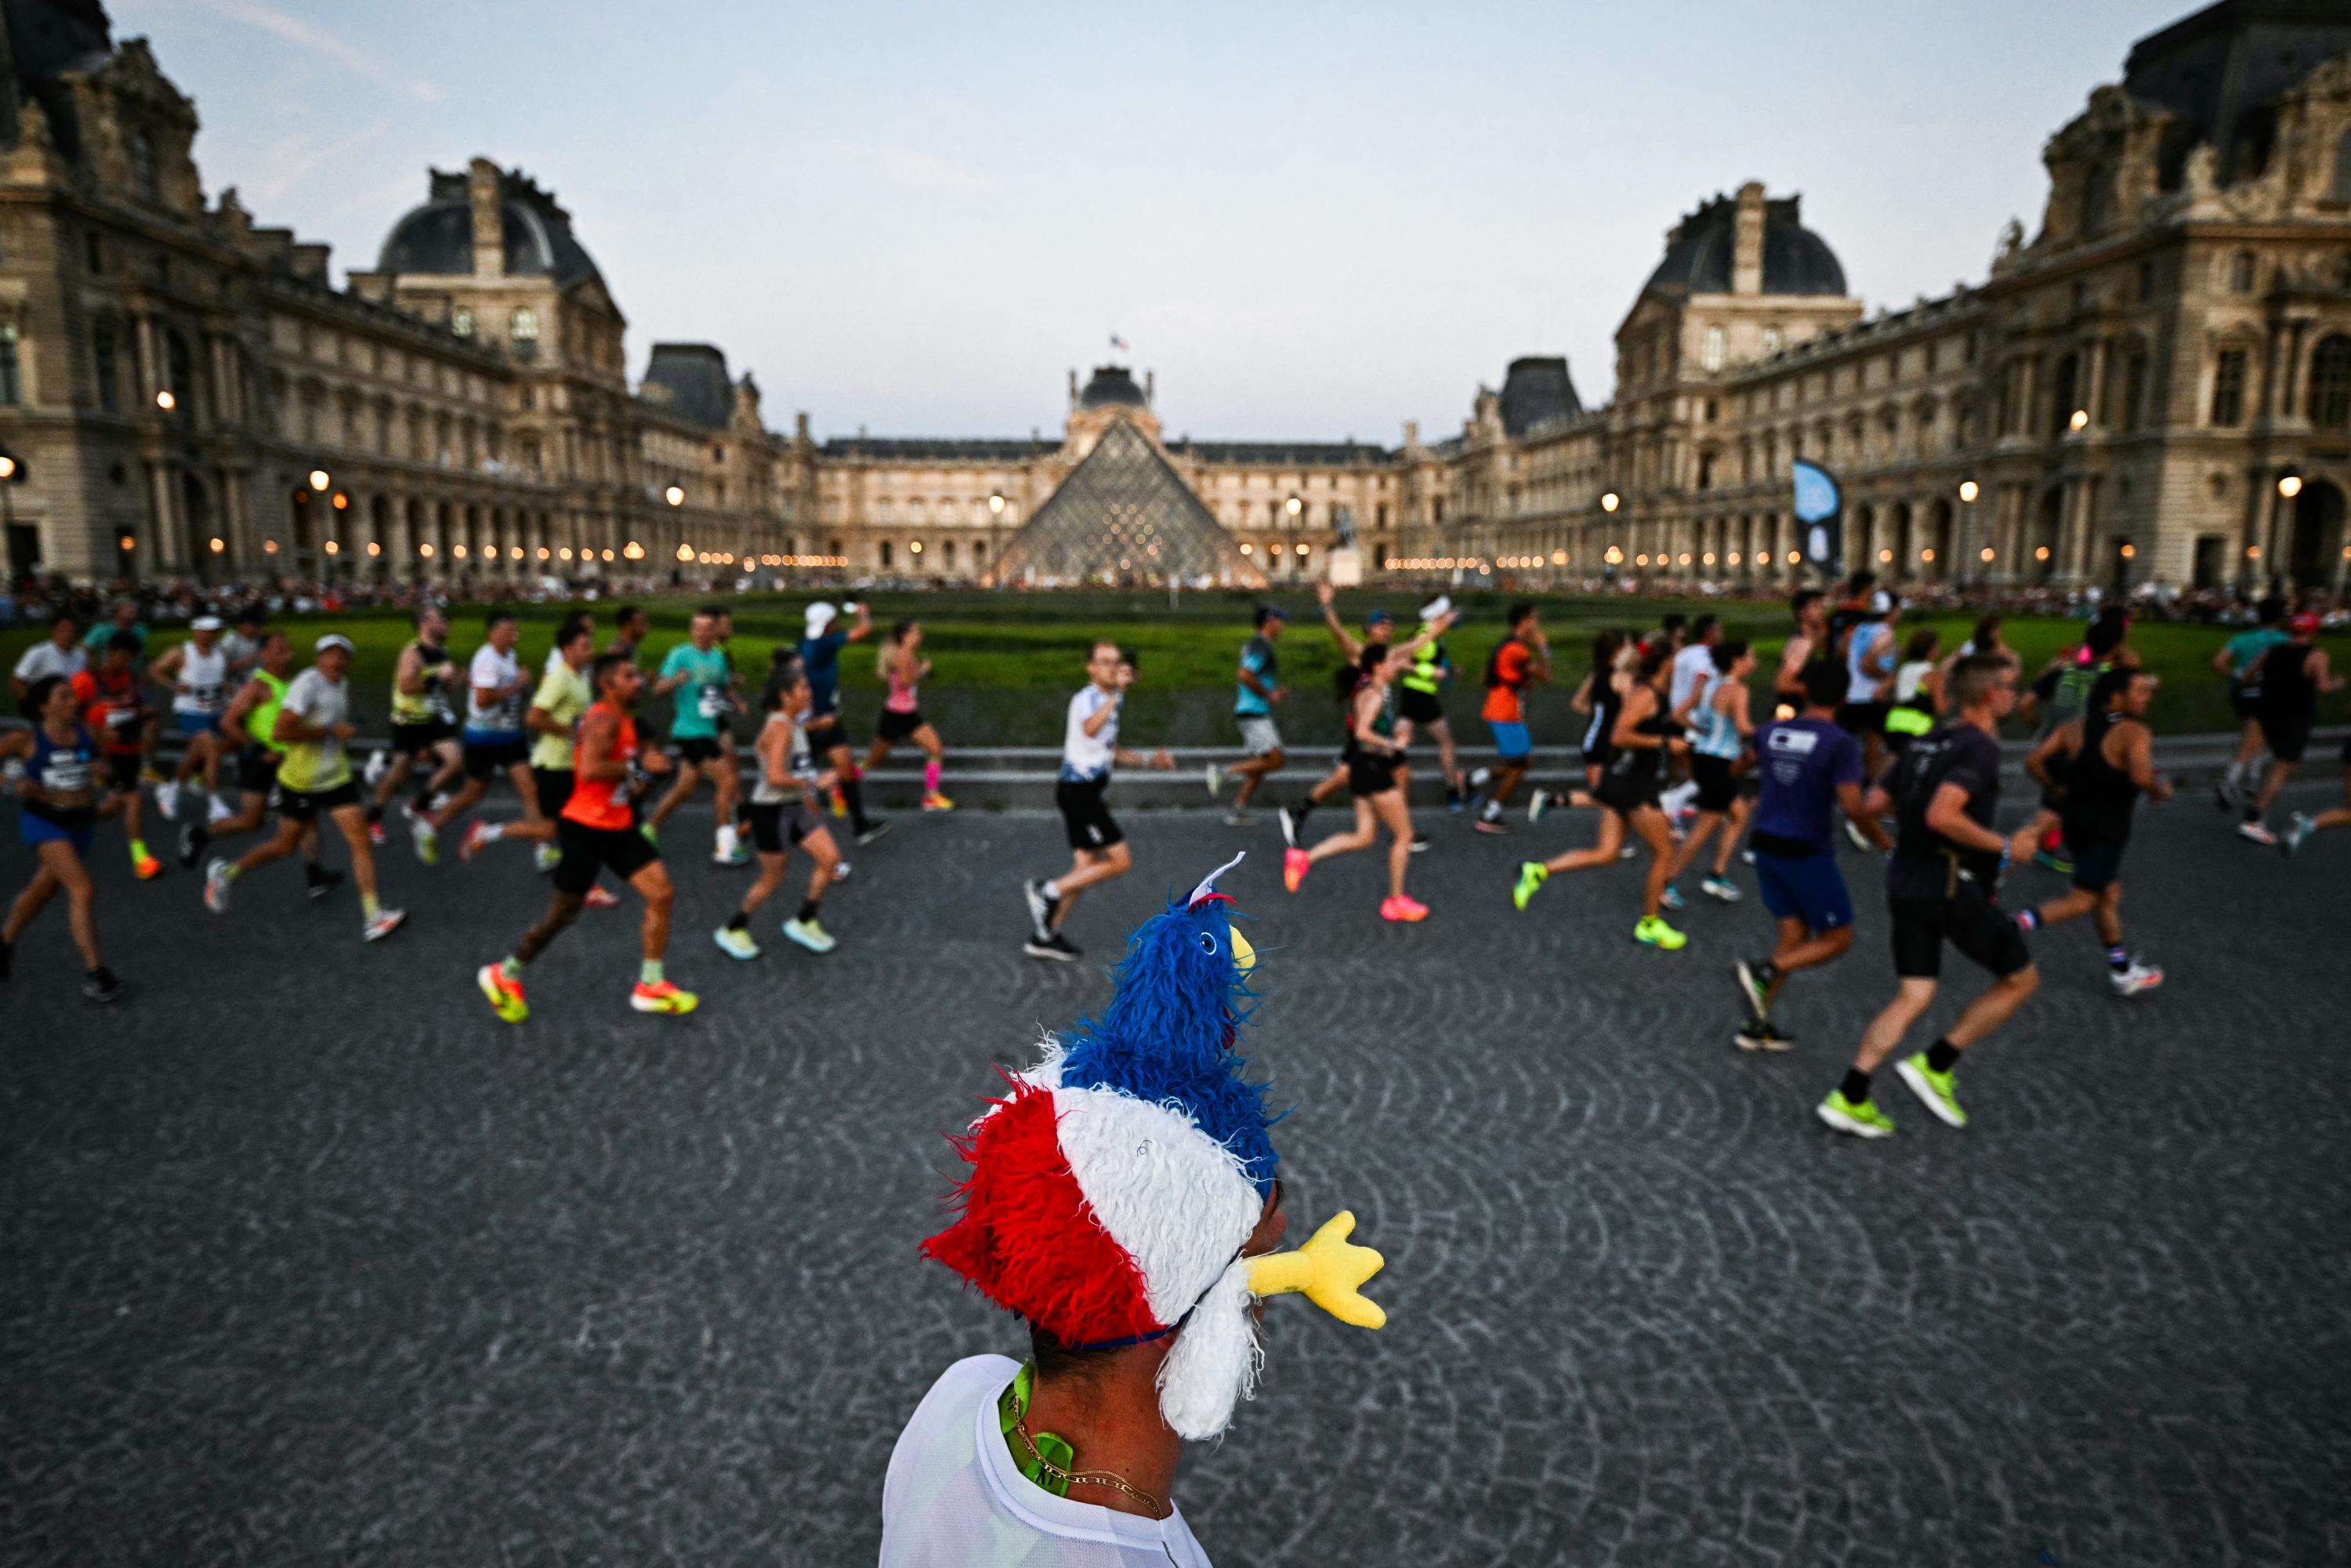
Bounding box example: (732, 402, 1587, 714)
(1009, 1414, 1168, 1521)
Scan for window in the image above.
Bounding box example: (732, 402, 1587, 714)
(0, 323, 19, 407)
(92, 323, 117, 411)
(2138, 259, 2156, 302)
(2120, 343, 2149, 432)
(2311, 335, 2351, 430)
(451, 307, 475, 339)
(2230, 252, 2256, 294)
(2335, 128, 2351, 202)
(2211, 348, 2248, 426)
(85, 232, 103, 273)
(1759, 325, 1782, 357)
(1701, 326, 1726, 372)
(2081, 164, 2113, 235)
(509, 307, 538, 362)
(878, 541, 893, 569)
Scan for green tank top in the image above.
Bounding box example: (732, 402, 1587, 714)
(248, 669, 289, 755)
(1400, 632, 1447, 696)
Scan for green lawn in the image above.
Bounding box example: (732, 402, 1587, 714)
(5, 588, 2335, 744)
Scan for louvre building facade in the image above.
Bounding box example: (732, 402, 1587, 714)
(2, 0, 2349, 596)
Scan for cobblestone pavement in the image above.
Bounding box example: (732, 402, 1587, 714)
(4, 792, 2348, 1566)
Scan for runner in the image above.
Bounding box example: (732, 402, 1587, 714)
(862, 618, 954, 812)
(367, 607, 463, 850)
(2284, 683, 2351, 853)
(640, 607, 744, 862)
(715, 657, 843, 959)
(68, 632, 160, 880)
(1881, 626, 1943, 762)
(0, 674, 126, 1001)
(2015, 666, 2170, 994)
(607, 603, 649, 667)
(1396, 594, 1464, 809)
(2237, 611, 2341, 846)
(10, 610, 85, 713)
(217, 606, 267, 678)
(177, 630, 338, 896)
(1817, 654, 2037, 1139)
(1510, 643, 1690, 950)
(1208, 604, 1288, 826)
(1281, 612, 1455, 920)
(798, 600, 888, 846)
(476, 650, 697, 1021)
(1662, 638, 1756, 905)
(458, 614, 607, 896)
(1837, 589, 1900, 782)
(1472, 602, 1549, 835)
(1279, 583, 1393, 849)
(203, 635, 406, 943)
(2009, 606, 2135, 873)
(1772, 590, 1828, 714)
(418, 610, 542, 863)
(1730, 660, 1889, 1052)
(2213, 596, 2288, 811)
(1021, 643, 1176, 961)
(1532, 629, 1628, 824)
(150, 616, 232, 835)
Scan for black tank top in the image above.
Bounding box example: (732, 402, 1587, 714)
(1583, 672, 1622, 763)
(2063, 712, 2143, 844)
(1605, 693, 1669, 787)
(2259, 643, 2315, 721)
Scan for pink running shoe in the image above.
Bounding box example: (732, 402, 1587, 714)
(1380, 894, 1430, 922)
(1283, 846, 1310, 893)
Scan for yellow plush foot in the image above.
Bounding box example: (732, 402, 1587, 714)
(1245, 1210, 1387, 1329)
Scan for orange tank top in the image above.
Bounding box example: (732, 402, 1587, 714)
(561, 701, 639, 831)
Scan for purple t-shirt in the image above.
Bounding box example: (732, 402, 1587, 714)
(1751, 717, 1864, 856)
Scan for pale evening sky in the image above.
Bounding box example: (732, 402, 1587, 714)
(114, 0, 2190, 446)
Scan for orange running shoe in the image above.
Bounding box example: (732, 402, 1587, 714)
(477, 962, 529, 1023)
(1380, 894, 1430, 922)
(629, 979, 699, 1016)
(132, 852, 162, 881)
(1283, 847, 1310, 893)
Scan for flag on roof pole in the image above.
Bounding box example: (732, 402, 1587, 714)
(1110, 333, 1130, 353)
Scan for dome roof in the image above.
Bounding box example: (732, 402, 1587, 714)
(375, 167, 603, 289)
(1078, 365, 1148, 410)
(1645, 192, 1846, 299)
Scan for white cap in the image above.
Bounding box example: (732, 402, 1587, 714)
(1418, 596, 1451, 624)
(805, 601, 838, 634)
(315, 633, 355, 656)
(1867, 588, 1897, 616)
(190, 615, 223, 632)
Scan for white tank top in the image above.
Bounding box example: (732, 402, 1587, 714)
(752, 714, 815, 804)
(173, 643, 229, 714)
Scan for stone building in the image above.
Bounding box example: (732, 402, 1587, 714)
(2, 0, 2347, 596)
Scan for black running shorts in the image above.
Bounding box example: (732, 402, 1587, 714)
(277, 778, 360, 823)
(747, 798, 822, 853)
(1347, 749, 1400, 798)
(2258, 713, 2311, 765)
(531, 766, 575, 819)
(1056, 776, 1123, 851)
(462, 736, 528, 780)
(672, 736, 729, 766)
(238, 745, 280, 795)
(1836, 701, 1889, 738)
(1691, 752, 1738, 813)
(1888, 888, 2033, 980)
(554, 816, 657, 895)
(876, 708, 926, 744)
(103, 752, 141, 792)
(1596, 773, 1661, 817)
(391, 720, 455, 757)
(1396, 687, 1444, 727)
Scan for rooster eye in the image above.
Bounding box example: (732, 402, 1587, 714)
(1197, 931, 1219, 955)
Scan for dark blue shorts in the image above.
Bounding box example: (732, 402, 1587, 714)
(20, 812, 94, 860)
(1755, 849, 1852, 932)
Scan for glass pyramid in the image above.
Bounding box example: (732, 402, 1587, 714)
(994, 418, 1263, 588)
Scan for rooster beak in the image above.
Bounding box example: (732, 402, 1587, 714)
(1229, 925, 1255, 976)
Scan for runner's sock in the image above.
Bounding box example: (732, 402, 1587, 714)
(640, 959, 665, 987)
(1041, 880, 1060, 901)
(366, 802, 384, 824)
(129, 837, 150, 863)
(360, 892, 382, 922)
(1294, 798, 1317, 823)
(2105, 944, 2130, 972)
(797, 899, 820, 923)
(1480, 800, 1502, 823)
(924, 759, 942, 795)
(476, 822, 505, 844)
(715, 823, 737, 856)
(1925, 1037, 1960, 1074)
(499, 955, 524, 981)
(1839, 1068, 1872, 1104)
(2016, 908, 2041, 931)
(728, 911, 751, 931)
(1754, 958, 1780, 987)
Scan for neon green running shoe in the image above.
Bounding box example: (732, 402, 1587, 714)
(1633, 914, 1687, 951)
(639, 820, 659, 846)
(1512, 861, 1549, 911)
(1816, 1089, 1894, 1139)
(1894, 1053, 1967, 1128)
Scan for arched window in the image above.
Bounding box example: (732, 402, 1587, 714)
(2310, 335, 2351, 431)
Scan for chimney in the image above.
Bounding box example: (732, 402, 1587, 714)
(1402, 419, 1419, 448)
(1067, 368, 1078, 408)
(1731, 180, 1765, 296)
(469, 157, 503, 278)
(1145, 369, 1154, 404)
(795, 411, 810, 441)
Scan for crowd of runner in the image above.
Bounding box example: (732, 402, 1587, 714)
(5, 580, 2346, 1137)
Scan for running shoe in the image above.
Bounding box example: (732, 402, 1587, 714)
(1379, 894, 1430, 922)
(1632, 914, 1687, 951)
(639, 820, 660, 845)
(2281, 813, 2315, 856)
(714, 924, 761, 960)
(1893, 1052, 1966, 1128)
(363, 908, 408, 943)
(1527, 788, 1550, 825)
(82, 966, 126, 1005)
(1736, 1019, 1796, 1053)
(363, 748, 388, 788)
(203, 859, 233, 913)
(1282, 846, 1310, 893)
(1636, 912, 1693, 950)
(1023, 878, 1060, 940)
(1661, 883, 1686, 911)
(1734, 958, 1772, 1019)
(712, 842, 752, 866)
(1467, 766, 1492, 793)
(2236, 819, 2277, 848)
(413, 820, 440, 866)
(132, 850, 162, 881)
(1512, 861, 1548, 911)
(922, 792, 955, 812)
(783, 917, 837, 954)
(534, 843, 562, 874)
(1473, 814, 1509, 836)
(1409, 833, 1431, 854)
(1023, 931, 1082, 962)
(831, 861, 853, 884)
(1447, 788, 1466, 815)
(629, 980, 699, 1015)
(1277, 806, 1302, 849)
(2110, 960, 2164, 997)
(829, 784, 846, 817)
(2032, 849, 2075, 875)
(1223, 811, 1258, 828)
(1204, 762, 1222, 797)
(1701, 874, 1742, 903)
(1843, 818, 1872, 853)
(477, 963, 530, 1023)
(459, 821, 494, 864)
(368, 818, 387, 847)
(176, 820, 205, 870)
(856, 820, 892, 846)
(1817, 1089, 1894, 1139)
(155, 781, 181, 821)
(585, 885, 622, 908)
(306, 867, 346, 901)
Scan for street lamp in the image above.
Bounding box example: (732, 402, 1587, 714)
(1600, 491, 1621, 513)
(308, 469, 330, 494)
(2278, 473, 2303, 499)
(664, 484, 685, 507)
(155, 389, 176, 412)
(1958, 480, 1979, 502)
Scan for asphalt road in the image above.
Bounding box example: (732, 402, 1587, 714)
(4, 788, 2347, 1566)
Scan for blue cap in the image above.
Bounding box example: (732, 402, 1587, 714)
(1364, 609, 1395, 626)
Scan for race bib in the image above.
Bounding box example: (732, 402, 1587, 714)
(697, 683, 727, 720)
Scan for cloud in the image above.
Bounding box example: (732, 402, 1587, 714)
(245, 120, 390, 203)
(180, 0, 443, 103)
